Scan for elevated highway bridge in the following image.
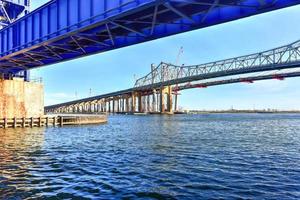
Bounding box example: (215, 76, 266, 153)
(45, 39, 300, 114)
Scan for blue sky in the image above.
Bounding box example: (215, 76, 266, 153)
(31, 1, 300, 110)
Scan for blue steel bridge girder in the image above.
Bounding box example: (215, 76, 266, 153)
(0, 0, 300, 74)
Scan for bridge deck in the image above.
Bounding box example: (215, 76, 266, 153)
(44, 38, 300, 110)
(1, 0, 300, 74)
(44, 68, 300, 110)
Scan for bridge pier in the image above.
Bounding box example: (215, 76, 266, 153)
(125, 96, 129, 113)
(159, 86, 173, 114)
(109, 100, 112, 113)
(138, 94, 143, 113)
(46, 85, 177, 115)
(131, 92, 136, 113)
(0, 77, 44, 119)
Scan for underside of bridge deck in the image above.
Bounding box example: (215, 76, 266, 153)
(1, 0, 300, 74)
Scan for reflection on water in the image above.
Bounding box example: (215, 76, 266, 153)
(0, 128, 45, 199)
(0, 114, 300, 199)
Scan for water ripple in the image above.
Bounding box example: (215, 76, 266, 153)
(0, 114, 300, 199)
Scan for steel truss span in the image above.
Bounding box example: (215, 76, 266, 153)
(45, 39, 300, 111)
(1, 0, 300, 74)
(44, 69, 300, 112)
(134, 40, 300, 89)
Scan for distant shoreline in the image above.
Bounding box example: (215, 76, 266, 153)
(186, 110, 300, 114)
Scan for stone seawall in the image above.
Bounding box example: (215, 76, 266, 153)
(0, 78, 44, 118)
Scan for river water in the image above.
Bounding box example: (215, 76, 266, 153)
(0, 114, 300, 199)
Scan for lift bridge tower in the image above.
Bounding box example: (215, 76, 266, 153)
(0, 0, 30, 28)
(0, 0, 31, 79)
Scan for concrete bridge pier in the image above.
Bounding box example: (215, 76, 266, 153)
(159, 86, 173, 114)
(138, 94, 143, 113)
(152, 90, 157, 112)
(131, 92, 137, 113)
(0, 77, 45, 119)
(46, 85, 178, 115)
(108, 100, 111, 113)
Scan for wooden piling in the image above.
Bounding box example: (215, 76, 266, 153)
(31, 117, 34, 127)
(22, 117, 26, 128)
(39, 117, 42, 127)
(13, 117, 17, 128)
(4, 118, 7, 129)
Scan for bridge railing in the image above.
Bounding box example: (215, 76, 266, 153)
(134, 40, 300, 88)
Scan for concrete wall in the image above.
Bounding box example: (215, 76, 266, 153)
(0, 78, 44, 118)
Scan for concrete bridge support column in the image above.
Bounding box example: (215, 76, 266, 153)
(156, 91, 160, 113)
(160, 87, 166, 113)
(121, 98, 124, 113)
(83, 104, 86, 112)
(108, 100, 111, 113)
(83, 103, 87, 113)
(174, 90, 178, 112)
(116, 99, 119, 113)
(159, 86, 173, 114)
(130, 93, 135, 113)
(91, 103, 95, 113)
(118, 98, 121, 113)
(0, 78, 36, 115)
(103, 101, 106, 112)
(94, 103, 98, 113)
(138, 93, 143, 113)
(167, 86, 173, 113)
(143, 96, 146, 113)
(80, 104, 84, 113)
(147, 95, 151, 113)
(78, 104, 81, 113)
(96, 103, 99, 113)
(111, 99, 115, 113)
(89, 102, 92, 113)
(126, 96, 129, 113)
(152, 90, 156, 112)
(86, 103, 89, 113)
(90, 103, 94, 113)
(98, 102, 101, 113)
(116, 98, 119, 113)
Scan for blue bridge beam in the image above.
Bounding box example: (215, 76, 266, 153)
(0, 0, 300, 74)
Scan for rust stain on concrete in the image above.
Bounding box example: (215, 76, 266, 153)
(0, 78, 44, 118)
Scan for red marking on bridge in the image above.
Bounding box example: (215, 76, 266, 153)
(273, 75, 285, 80)
(195, 84, 207, 88)
(173, 86, 179, 92)
(240, 78, 254, 83)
